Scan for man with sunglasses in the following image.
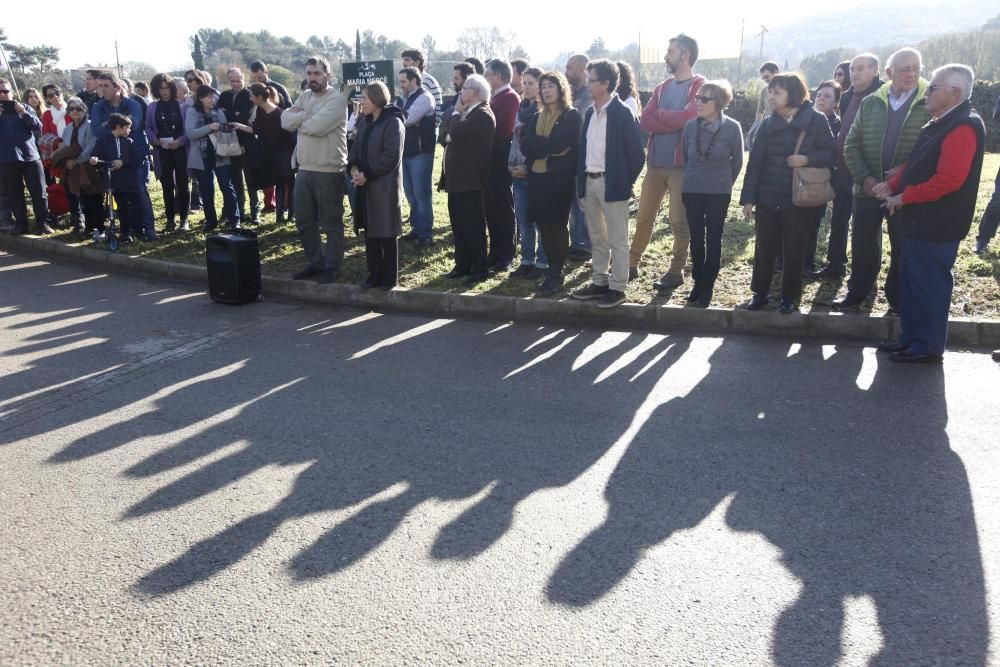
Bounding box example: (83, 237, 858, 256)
(872, 64, 986, 363)
(0, 78, 51, 235)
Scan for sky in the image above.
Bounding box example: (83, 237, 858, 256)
(1, 0, 874, 71)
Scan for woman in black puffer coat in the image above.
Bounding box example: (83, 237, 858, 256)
(740, 72, 836, 313)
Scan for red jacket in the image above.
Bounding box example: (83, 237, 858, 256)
(489, 86, 520, 145)
(639, 75, 705, 166)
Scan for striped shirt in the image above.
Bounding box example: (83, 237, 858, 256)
(421, 72, 443, 125)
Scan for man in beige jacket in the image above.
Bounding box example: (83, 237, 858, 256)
(281, 56, 348, 283)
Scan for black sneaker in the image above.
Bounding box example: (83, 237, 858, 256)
(293, 266, 322, 280)
(318, 269, 339, 284)
(571, 283, 609, 300)
(596, 290, 627, 309)
(653, 272, 684, 290)
(628, 266, 640, 282)
(567, 248, 592, 262)
(510, 264, 536, 279)
(538, 273, 564, 296)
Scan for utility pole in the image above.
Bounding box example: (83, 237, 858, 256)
(114, 40, 122, 78)
(737, 19, 745, 87)
(757, 25, 768, 62)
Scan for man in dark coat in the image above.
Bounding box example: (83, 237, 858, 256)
(874, 64, 986, 363)
(811, 53, 883, 280)
(0, 78, 50, 235)
(442, 74, 495, 285)
(483, 59, 521, 272)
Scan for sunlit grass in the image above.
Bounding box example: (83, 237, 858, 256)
(46, 153, 999, 319)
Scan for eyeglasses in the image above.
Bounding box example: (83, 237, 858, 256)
(696, 95, 716, 104)
(185, 78, 196, 84)
(926, 83, 957, 94)
(0, 89, 11, 95)
(892, 66, 920, 75)
(67, 107, 85, 112)
(46, 92, 61, 99)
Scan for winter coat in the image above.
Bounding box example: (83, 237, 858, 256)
(145, 99, 190, 179)
(739, 100, 837, 210)
(520, 107, 582, 174)
(347, 106, 406, 238)
(577, 96, 645, 202)
(844, 80, 930, 197)
(444, 103, 495, 194)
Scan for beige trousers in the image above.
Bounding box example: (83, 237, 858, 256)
(629, 165, 689, 274)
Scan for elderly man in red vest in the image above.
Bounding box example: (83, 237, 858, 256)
(873, 64, 986, 363)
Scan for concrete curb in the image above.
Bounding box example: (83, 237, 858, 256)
(3, 233, 998, 347)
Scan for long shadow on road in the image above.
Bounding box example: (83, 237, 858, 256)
(1, 249, 989, 663)
(547, 340, 988, 664)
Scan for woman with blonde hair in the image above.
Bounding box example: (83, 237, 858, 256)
(520, 71, 582, 295)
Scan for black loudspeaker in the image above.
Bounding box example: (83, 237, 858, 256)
(206, 232, 261, 304)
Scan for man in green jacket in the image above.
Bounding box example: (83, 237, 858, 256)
(837, 47, 930, 312)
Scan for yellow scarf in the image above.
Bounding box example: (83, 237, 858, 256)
(531, 108, 561, 174)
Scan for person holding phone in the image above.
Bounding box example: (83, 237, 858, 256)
(185, 85, 239, 232)
(0, 78, 51, 235)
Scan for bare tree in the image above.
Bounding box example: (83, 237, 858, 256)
(456, 26, 518, 60)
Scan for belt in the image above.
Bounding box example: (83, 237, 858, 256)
(587, 172, 605, 179)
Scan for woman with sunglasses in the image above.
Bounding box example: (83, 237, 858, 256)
(57, 98, 106, 238)
(146, 72, 190, 232)
(680, 80, 744, 307)
(39, 85, 68, 185)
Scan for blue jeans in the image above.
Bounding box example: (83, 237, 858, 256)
(570, 194, 590, 251)
(513, 176, 547, 267)
(403, 152, 434, 239)
(139, 159, 155, 233)
(898, 236, 960, 356)
(196, 163, 239, 227)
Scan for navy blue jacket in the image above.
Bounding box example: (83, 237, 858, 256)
(577, 96, 645, 201)
(92, 134, 143, 193)
(91, 95, 150, 159)
(0, 108, 41, 162)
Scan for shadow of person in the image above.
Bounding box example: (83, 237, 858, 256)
(134, 325, 687, 596)
(548, 339, 988, 664)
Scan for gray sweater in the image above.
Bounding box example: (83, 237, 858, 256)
(681, 114, 744, 194)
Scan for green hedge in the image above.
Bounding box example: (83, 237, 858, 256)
(641, 80, 1000, 151)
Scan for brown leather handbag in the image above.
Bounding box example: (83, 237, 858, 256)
(791, 129, 835, 207)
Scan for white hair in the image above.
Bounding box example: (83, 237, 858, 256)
(464, 74, 491, 103)
(933, 64, 975, 100)
(887, 47, 922, 71)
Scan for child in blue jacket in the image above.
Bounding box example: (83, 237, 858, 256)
(90, 113, 143, 243)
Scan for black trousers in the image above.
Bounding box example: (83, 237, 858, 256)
(229, 155, 260, 219)
(157, 147, 189, 223)
(80, 193, 106, 232)
(822, 167, 854, 272)
(0, 160, 48, 229)
(846, 196, 902, 307)
(484, 162, 516, 266)
(275, 173, 295, 217)
(538, 223, 569, 275)
(112, 192, 141, 239)
(365, 236, 398, 286)
(682, 193, 730, 287)
(804, 204, 826, 271)
(448, 191, 488, 277)
(751, 206, 812, 302)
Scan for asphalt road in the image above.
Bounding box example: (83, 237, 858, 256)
(1, 248, 998, 666)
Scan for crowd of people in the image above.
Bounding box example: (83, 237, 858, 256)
(0, 36, 996, 362)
